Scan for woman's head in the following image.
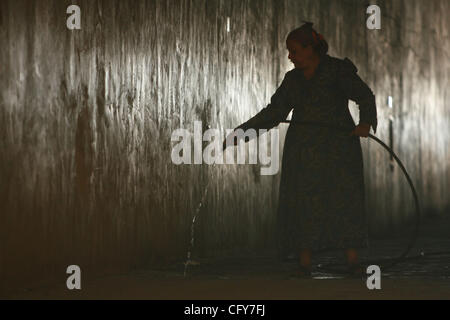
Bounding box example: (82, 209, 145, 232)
(286, 22, 328, 69)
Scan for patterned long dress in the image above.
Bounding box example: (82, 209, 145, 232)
(235, 54, 378, 256)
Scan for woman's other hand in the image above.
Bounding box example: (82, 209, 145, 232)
(349, 123, 370, 137)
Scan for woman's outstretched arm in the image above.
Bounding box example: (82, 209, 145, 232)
(338, 58, 378, 134)
(235, 72, 294, 133)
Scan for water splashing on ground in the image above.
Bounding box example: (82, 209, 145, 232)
(183, 163, 215, 278)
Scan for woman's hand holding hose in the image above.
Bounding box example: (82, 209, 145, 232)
(222, 130, 239, 151)
(350, 123, 370, 137)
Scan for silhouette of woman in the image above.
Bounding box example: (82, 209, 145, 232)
(224, 22, 378, 277)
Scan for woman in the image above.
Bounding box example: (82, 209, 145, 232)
(223, 22, 378, 277)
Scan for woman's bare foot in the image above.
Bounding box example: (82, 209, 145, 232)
(345, 248, 363, 276)
(346, 248, 358, 264)
(297, 249, 312, 277)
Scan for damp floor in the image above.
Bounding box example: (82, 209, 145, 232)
(4, 216, 450, 300)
